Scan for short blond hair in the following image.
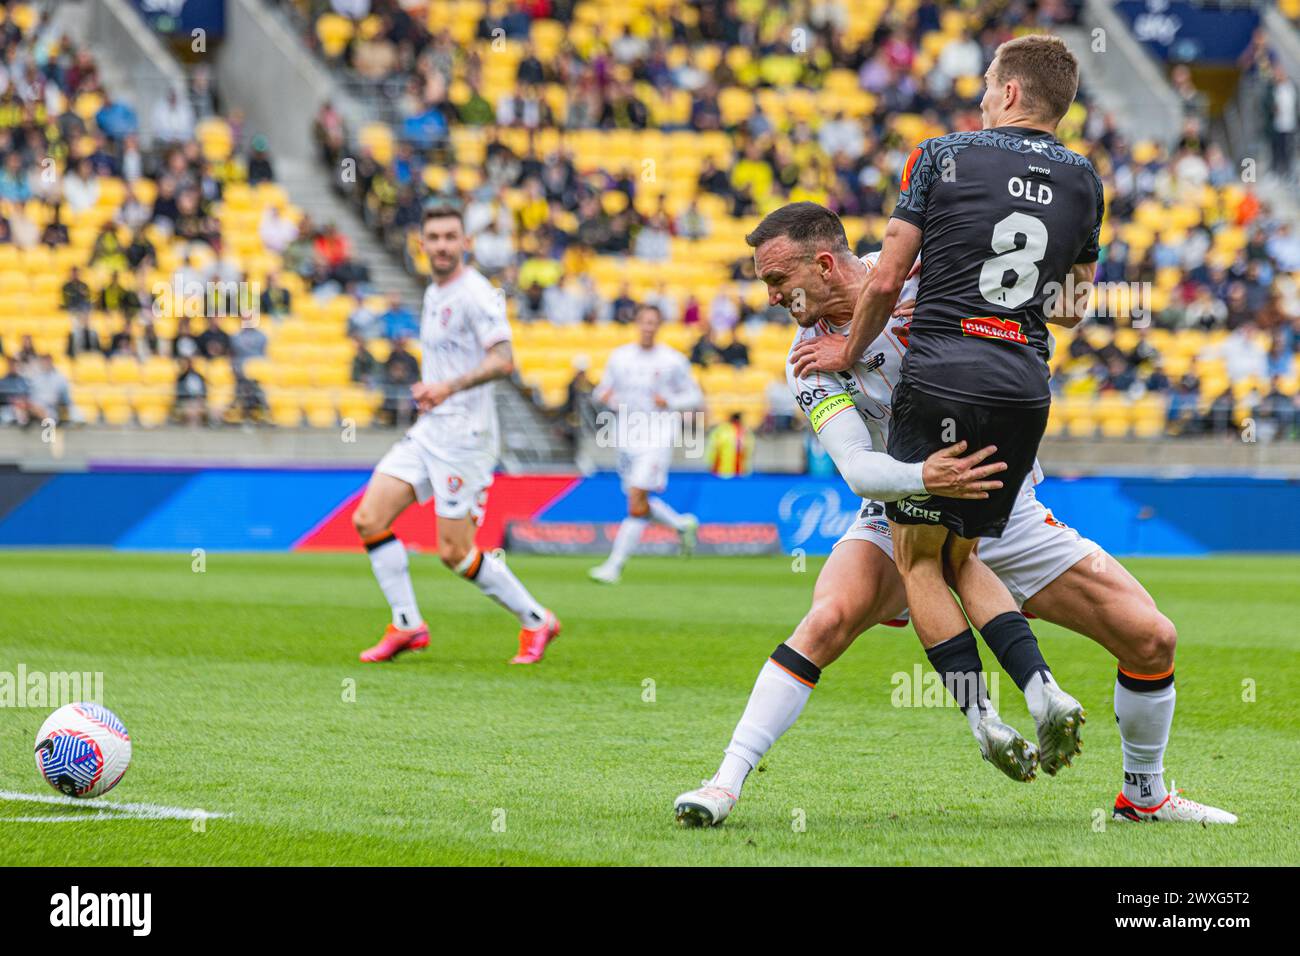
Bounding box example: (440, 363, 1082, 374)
(993, 34, 1079, 124)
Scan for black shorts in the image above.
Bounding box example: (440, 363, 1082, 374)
(885, 379, 1049, 539)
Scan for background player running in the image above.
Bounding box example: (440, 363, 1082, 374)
(588, 304, 703, 584)
(795, 35, 1099, 782)
(353, 206, 560, 665)
(678, 204, 1237, 827)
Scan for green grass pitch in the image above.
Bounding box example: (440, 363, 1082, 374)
(1, 550, 1295, 866)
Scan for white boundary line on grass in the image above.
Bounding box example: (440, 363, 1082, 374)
(0, 789, 229, 822)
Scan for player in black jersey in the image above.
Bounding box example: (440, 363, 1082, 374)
(793, 34, 1101, 780)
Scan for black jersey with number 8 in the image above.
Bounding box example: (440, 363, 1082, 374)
(890, 126, 1104, 408)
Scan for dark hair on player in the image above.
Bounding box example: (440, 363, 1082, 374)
(635, 302, 663, 322)
(992, 34, 1080, 124)
(744, 202, 851, 256)
(422, 203, 464, 228)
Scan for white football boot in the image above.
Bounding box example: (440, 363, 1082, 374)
(588, 563, 621, 585)
(674, 781, 738, 828)
(1034, 682, 1086, 776)
(679, 515, 699, 558)
(975, 715, 1039, 782)
(1113, 782, 1238, 824)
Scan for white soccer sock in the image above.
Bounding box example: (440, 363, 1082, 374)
(1116, 676, 1174, 805)
(605, 516, 647, 571)
(455, 548, 546, 629)
(648, 495, 689, 532)
(367, 535, 422, 630)
(1022, 669, 1056, 723)
(714, 656, 815, 796)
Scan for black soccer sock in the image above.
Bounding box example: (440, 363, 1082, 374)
(924, 629, 990, 718)
(978, 611, 1050, 691)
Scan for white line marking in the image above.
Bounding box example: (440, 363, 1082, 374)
(0, 789, 228, 821)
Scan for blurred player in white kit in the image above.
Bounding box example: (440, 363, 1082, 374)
(353, 206, 560, 664)
(588, 304, 704, 584)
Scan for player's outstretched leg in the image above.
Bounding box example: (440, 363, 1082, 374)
(949, 546, 1084, 775)
(894, 524, 1040, 782)
(440, 517, 559, 664)
(648, 495, 698, 557)
(1023, 554, 1235, 822)
(354, 475, 429, 662)
(591, 489, 654, 583)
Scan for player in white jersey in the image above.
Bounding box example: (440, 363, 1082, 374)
(588, 304, 704, 584)
(674, 203, 1235, 826)
(354, 206, 560, 665)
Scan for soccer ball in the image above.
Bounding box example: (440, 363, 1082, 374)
(34, 702, 132, 798)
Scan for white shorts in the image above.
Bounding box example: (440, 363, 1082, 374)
(617, 447, 672, 494)
(836, 483, 1101, 607)
(375, 436, 495, 522)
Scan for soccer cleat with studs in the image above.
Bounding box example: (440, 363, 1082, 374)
(1113, 783, 1238, 825)
(1034, 682, 1086, 776)
(674, 781, 738, 827)
(679, 515, 699, 558)
(359, 623, 430, 662)
(975, 715, 1039, 782)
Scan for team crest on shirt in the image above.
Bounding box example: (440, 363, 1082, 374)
(448, 475, 464, 493)
(440, 306, 453, 326)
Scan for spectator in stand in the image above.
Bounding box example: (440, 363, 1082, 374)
(346, 288, 382, 339)
(152, 88, 196, 146)
(1203, 387, 1238, 435)
(174, 356, 208, 425)
(42, 205, 69, 247)
(247, 135, 276, 185)
(196, 317, 232, 360)
(230, 319, 268, 376)
(0, 358, 33, 426)
(1264, 63, 1298, 180)
(66, 309, 101, 358)
(62, 157, 100, 213)
(379, 294, 418, 340)
(381, 334, 419, 425)
(172, 316, 201, 359)
(472, 219, 515, 275)
(690, 326, 723, 367)
(705, 412, 754, 478)
(26, 355, 73, 423)
(259, 204, 299, 254)
(1256, 376, 1298, 439)
(609, 284, 637, 325)
(719, 328, 750, 368)
(61, 267, 91, 312)
(350, 333, 381, 386)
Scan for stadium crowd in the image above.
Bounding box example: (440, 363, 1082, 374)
(2, 0, 1299, 442)
(0, 0, 403, 429)
(284, 0, 1300, 440)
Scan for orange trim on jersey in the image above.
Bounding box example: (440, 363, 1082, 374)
(1118, 664, 1175, 682)
(901, 146, 922, 192)
(769, 658, 817, 689)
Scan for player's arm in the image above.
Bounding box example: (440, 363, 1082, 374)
(790, 218, 923, 377)
(792, 365, 1007, 501)
(414, 341, 514, 410)
(816, 404, 1006, 502)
